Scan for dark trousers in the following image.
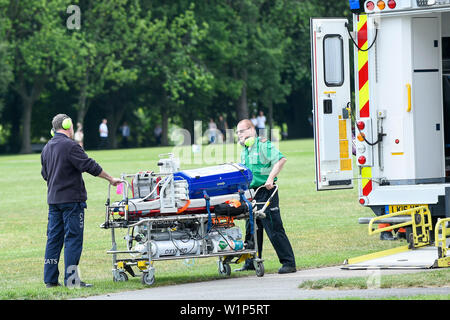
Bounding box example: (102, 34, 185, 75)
(244, 188, 296, 268)
(44, 202, 86, 285)
(122, 136, 129, 148)
(99, 137, 108, 149)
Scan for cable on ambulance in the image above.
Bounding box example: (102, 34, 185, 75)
(356, 125, 385, 146)
(345, 22, 378, 52)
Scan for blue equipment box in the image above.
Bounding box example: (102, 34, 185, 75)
(174, 163, 253, 199)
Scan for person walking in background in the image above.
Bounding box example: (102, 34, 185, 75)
(208, 118, 217, 144)
(217, 115, 228, 142)
(217, 115, 228, 136)
(154, 124, 162, 146)
(256, 111, 266, 137)
(41, 114, 121, 288)
(120, 121, 130, 148)
(74, 122, 84, 149)
(98, 118, 108, 149)
(251, 114, 258, 128)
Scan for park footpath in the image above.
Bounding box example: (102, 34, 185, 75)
(75, 266, 449, 300)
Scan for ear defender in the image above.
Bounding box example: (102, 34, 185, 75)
(62, 118, 72, 130)
(50, 128, 55, 137)
(244, 136, 256, 148)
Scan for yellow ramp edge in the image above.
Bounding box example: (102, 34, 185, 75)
(343, 246, 446, 269)
(344, 245, 410, 266)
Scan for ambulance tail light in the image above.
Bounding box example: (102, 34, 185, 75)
(355, 118, 373, 167)
(357, 133, 365, 141)
(358, 156, 367, 165)
(366, 1, 375, 10)
(365, 0, 406, 13)
(356, 121, 365, 130)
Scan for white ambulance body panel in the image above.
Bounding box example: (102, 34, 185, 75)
(363, 12, 445, 204)
(312, 4, 450, 210)
(310, 18, 354, 191)
(370, 16, 413, 181)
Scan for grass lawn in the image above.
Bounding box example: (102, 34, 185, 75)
(0, 139, 446, 299)
(298, 269, 450, 290)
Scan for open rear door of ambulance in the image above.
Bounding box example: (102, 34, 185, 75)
(311, 18, 353, 191)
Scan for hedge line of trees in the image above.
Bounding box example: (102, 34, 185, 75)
(0, 0, 350, 153)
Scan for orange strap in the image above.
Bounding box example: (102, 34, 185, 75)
(225, 199, 241, 208)
(177, 200, 191, 214)
(378, 223, 392, 232)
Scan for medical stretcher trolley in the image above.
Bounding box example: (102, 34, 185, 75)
(101, 154, 274, 285)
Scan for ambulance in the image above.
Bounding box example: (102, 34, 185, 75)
(310, 0, 450, 267)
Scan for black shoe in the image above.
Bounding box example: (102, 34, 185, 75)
(278, 265, 297, 274)
(234, 263, 255, 272)
(79, 281, 93, 288)
(65, 281, 93, 288)
(380, 231, 395, 241)
(45, 282, 62, 288)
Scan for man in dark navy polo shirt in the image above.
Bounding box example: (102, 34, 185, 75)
(41, 114, 121, 288)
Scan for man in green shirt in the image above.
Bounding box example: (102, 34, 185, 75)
(235, 119, 296, 274)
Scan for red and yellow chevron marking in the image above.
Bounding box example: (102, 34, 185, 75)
(361, 167, 372, 196)
(358, 15, 370, 118)
(358, 15, 372, 197)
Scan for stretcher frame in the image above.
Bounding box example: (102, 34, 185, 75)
(102, 176, 277, 285)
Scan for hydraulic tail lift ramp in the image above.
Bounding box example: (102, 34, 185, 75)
(343, 207, 450, 269)
(310, 0, 450, 269)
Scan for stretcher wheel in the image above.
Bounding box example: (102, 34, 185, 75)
(218, 261, 231, 276)
(141, 271, 155, 286)
(254, 261, 264, 277)
(113, 271, 128, 282)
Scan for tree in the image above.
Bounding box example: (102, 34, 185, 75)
(0, 19, 13, 114)
(1, 1, 75, 153)
(137, 3, 213, 145)
(60, 0, 141, 139)
(187, 1, 293, 125)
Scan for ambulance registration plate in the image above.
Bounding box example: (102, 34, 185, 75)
(388, 204, 427, 213)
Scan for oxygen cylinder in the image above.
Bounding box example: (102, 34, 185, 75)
(148, 239, 201, 258)
(218, 239, 244, 251)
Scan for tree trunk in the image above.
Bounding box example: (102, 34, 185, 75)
(235, 69, 248, 121)
(108, 98, 127, 149)
(181, 107, 194, 144)
(16, 74, 47, 154)
(267, 99, 273, 132)
(19, 98, 32, 154)
(161, 104, 169, 146)
(76, 71, 89, 127)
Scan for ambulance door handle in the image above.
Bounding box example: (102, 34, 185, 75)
(406, 83, 411, 112)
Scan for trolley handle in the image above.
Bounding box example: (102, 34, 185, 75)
(252, 185, 278, 216)
(107, 179, 130, 202)
(106, 179, 130, 223)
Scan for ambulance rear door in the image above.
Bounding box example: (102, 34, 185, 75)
(310, 18, 353, 191)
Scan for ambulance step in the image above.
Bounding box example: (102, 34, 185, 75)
(359, 217, 411, 224)
(342, 246, 443, 269)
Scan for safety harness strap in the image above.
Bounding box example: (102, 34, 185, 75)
(240, 190, 254, 235)
(203, 190, 212, 232)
